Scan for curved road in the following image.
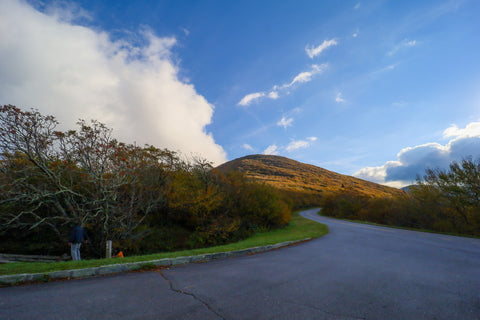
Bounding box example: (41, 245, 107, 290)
(1, 209, 480, 319)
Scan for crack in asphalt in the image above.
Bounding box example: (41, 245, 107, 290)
(158, 270, 226, 320)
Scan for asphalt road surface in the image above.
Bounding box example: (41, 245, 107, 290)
(1, 208, 480, 319)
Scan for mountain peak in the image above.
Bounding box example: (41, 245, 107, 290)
(217, 155, 402, 202)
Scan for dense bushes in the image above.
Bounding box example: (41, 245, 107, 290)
(322, 159, 480, 236)
(0, 105, 292, 257)
(281, 190, 323, 210)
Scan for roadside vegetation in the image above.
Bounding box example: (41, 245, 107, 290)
(3, 105, 478, 277)
(321, 158, 480, 237)
(0, 211, 328, 276)
(0, 105, 291, 259)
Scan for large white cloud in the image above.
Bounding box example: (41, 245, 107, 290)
(0, 0, 227, 165)
(355, 121, 480, 187)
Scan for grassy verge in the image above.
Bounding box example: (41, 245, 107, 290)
(317, 210, 480, 239)
(0, 211, 328, 276)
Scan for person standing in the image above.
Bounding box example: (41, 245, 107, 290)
(69, 223, 89, 261)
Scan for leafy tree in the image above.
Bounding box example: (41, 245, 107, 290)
(415, 158, 480, 234)
(1, 105, 294, 256)
(321, 158, 480, 236)
(0, 105, 174, 254)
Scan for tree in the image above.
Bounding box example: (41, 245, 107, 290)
(0, 105, 174, 254)
(416, 158, 480, 234)
(1, 105, 296, 256)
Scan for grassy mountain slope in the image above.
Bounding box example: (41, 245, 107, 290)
(216, 155, 403, 205)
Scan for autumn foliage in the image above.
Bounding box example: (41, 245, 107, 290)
(216, 154, 403, 209)
(322, 158, 480, 236)
(0, 105, 291, 257)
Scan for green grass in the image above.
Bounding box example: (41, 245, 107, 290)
(0, 211, 328, 276)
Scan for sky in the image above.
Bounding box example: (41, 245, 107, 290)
(1, 0, 480, 188)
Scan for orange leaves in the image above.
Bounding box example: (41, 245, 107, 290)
(1, 105, 296, 255)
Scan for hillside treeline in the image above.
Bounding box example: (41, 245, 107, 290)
(322, 158, 480, 236)
(0, 105, 291, 257)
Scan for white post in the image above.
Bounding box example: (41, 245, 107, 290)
(106, 240, 112, 259)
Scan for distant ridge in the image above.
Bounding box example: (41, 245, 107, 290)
(216, 155, 403, 202)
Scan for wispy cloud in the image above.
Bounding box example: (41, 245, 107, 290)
(354, 3, 361, 10)
(388, 39, 417, 56)
(305, 39, 338, 59)
(263, 144, 279, 155)
(262, 136, 317, 155)
(373, 64, 396, 75)
(238, 92, 267, 106)
(286, 137, 317, 152)
(242, 143, 254, 151)
(284, 64, 327, 88)
(267, 91, 279, 99)
(42, 0, 93, 23)
(180, 27, 190, 36)
(335, 92, 345, 103)
(352, 28, 359, 38)
(238, 64, 327, 106)
(277, 116, 293, 129)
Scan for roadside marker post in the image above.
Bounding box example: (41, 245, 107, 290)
(106, 240, 112, 259)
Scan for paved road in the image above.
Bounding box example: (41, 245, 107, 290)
(1, 209, 480, 319)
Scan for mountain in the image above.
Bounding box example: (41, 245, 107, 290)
(401, 185, 418, 192)
(216, 155, 403, 205)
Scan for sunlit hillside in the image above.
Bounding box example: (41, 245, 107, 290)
(216, 155, 403, 206)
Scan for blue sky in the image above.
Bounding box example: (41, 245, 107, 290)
(1, 0, 480, 187)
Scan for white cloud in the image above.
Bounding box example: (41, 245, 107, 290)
(286, 140, 309, 152)
(352, 29, 359, 38)
(180, 27, 190, 36)
(290, 71, 313, 85)
(268, 91, 279, 99)
(443, 122, 480, 138)
(372, 64, 396, 75)
(292, 107, 302, 114)
(42, 0, 93, 23)
(305, 39, 338, 59)
(238, 92, 266, 106)
(277, 116, 293, 129)
(286, 137, 317, 152)
(262, 136, 317, 155)
(242, 143, 254, 151)
(354, 3, 361, 10)
(388, 39, 418, 56)
(0, 0, 227, 164)
(335, 92, 345, 103)
(354, 121, 480, 186)
(263, 144, 279, 155)
(238, 64, 327, 106)
(354, 163, 391, 184)
(288, 64, 327, 87)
